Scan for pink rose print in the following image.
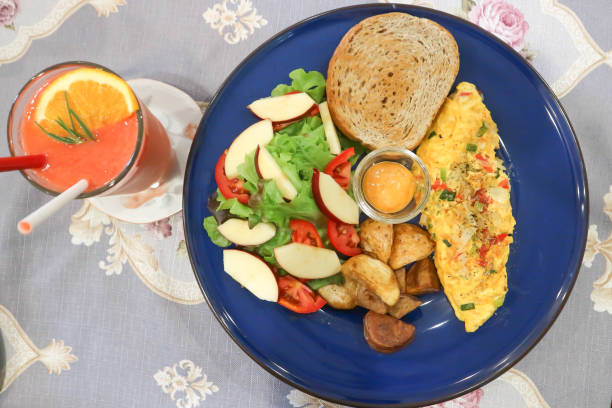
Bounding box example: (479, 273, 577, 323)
(144, 218, 173, 239)
(424, 388, 484, 408)
(0, 0, 18, 27)
(468, 0, 529, 52)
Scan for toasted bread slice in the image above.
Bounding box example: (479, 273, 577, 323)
(326, 12, 459, 150)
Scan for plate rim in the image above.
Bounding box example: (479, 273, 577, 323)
(182, 3, 589, 407)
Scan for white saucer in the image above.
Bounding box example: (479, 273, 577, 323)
(88, 79, 202, 224)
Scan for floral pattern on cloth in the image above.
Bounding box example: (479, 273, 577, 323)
(143, 217, 173, 240)
(461, 0, 535, 60)
(0, 0, 126, 65)
(286, 368, 550, 408)
(0, 305, 77, 393)
(583, 185, 612, 313)
(70, 201, 203, 304)
(286, 389, 483, 408)
(154, 360, 219, 408)
(0, 0, 18, 30)
(202, 0, 267, 45)
(425, 389, 483, 407)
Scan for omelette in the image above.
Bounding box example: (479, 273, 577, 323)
(416, 82, 515, 332)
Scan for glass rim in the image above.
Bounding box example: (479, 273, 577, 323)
(7, 60, 144, 198)
(353, 146, 431, 224)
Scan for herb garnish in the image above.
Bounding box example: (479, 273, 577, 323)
(476, 122, 488, 137)
(439, 190, 456, 201)
(460, 303, 475, 311)
(428, 131, 436, 139)
(35, 92, 95, 144)
(466, 143, 477, 152)
(442, 239, 451, 247)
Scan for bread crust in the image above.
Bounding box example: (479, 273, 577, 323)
(326, 12, 459, 150)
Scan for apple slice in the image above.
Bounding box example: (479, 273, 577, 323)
(255, 146, 298, 200)
(274, 243, 341, 279)
(318, 101, 341, 155)
(312, 169, 360, 224)
(217, 218, 276, 246)
(225, 119, 273, 178)
(223, 249, 278, 302)
(248, 92, 316, 123)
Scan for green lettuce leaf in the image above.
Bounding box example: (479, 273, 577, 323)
(253, 226, 292, 265)
(215, 189, 253, 218)
(203, 216, 231, 247)
(270, 83, 294, 97)
(271, 69, 326, 103)
(307, 273, 345, 291)
(236, 151, 259, 193)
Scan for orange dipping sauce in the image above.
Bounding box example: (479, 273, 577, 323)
(362, 161, 415, 213)
(20, 97, 138, 193)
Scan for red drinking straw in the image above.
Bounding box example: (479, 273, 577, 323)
(0, 155, 47, 172)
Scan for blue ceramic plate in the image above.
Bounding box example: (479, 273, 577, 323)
(183, 4, 588, 407)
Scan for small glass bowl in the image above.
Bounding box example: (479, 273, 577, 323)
(353, 147, 431, 224)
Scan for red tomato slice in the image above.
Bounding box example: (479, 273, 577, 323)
(324, 147, 354, 190)
(327, 219, 362, 256)
(277, 276, 326, 313)
(289, 219, 323, 247)
(214, 151, 250, 204)
(498, 179, 509, 189)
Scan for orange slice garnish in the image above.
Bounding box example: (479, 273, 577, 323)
(34, 67, 138, 137)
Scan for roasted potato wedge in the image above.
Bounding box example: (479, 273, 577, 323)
(341, 254, 400, 306)
(359, 219, 393, 263)
(388, 294, 421, 319)
(318, 284, 357, 309)
(394, 268, 406, 293)
(388, 224, 435, 269)
(405, 257, 441, 295)
(364, 311, 415, 353)
(354, 283, 388, 314)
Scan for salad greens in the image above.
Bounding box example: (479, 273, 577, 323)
(306, 273, 345, 291)
(204, 69, 366, 272)
(215, 189, 253, 218)
(203, 216, 231, 247)
(271, 69, 326, 103)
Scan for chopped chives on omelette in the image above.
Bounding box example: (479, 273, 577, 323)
(476, 122, 488, 137)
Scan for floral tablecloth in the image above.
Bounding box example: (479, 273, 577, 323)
(0, 1, 611, 407)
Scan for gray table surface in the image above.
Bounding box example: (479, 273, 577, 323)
(0, 1, 611, 407)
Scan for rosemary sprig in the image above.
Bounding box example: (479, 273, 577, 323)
(35, 122, 78, 144)
(55, 117, 85, 141)
(64, 93, 94, 141)
(36, 92, 95, 144)
(65, 93, 77, 135)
